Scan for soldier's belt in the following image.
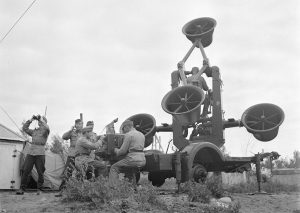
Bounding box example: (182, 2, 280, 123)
(129, 149, 144, 153)
(31, 143, 45, 146)
(75, 153, 89, 158)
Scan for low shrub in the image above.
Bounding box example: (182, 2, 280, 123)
(206, 174, 225, 198)
(63, 176, 134, 205)
(62, 175, 167, 211)
(182, 181, 212, 203)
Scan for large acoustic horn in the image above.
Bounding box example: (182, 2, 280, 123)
(241, 103, 285, 142)
(120, 113, 156, 148)
(161, 85, 205, 125)
(182, 17, 217, 48)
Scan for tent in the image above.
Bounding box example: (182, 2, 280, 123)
(0, 123, 65, 190)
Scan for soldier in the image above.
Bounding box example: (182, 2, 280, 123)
(74, 121, 108, 179)
(187, 67, 211, 117)
(55, 119, 83, 196)
(171, 66, 211, 117)
(16, 115, 50, 195)
(171, 69, 191, 89)
(186, 67, 209, 89)
(109, 120, 146, 186)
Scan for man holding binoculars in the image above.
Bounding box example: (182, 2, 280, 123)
(16, 114, 50, 195)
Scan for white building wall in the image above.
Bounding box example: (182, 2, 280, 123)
(0, 142, 23, 189)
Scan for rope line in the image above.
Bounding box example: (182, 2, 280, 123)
(0, 0, 38, 44)
(0, 105, 22, 133)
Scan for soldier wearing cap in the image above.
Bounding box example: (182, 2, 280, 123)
(74, 121, 107, 179)
(109, 120, 146, 186)
(16, 114, 50, 195)
(58, 119, 83, 191)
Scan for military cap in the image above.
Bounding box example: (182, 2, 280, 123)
(86, 121, 94, 126)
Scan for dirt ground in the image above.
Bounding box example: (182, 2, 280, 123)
(0, 190, 299, 213)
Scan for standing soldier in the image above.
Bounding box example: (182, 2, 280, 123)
(109, 120, 146, 186)
(16, 115, 50, 195)
(58, 119, 83, 191)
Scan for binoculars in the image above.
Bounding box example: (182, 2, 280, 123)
(32, 115, 41, 120)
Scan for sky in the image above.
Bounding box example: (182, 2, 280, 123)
(0, 0, 299, 159)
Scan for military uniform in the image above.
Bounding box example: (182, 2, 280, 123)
(186, 67, 210, 117)
(20, 118, 50, 192)
(61, 128, 82, 183)
(187, 74, 209, 90)
(75, 133, 107, 178)
(109, 128, 146, 186)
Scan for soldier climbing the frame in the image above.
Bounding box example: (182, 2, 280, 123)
(171, 66, 211, 117)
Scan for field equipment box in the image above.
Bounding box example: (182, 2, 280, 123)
(144, 153, 173, 171)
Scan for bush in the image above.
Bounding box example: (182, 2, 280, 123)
(206, 174, 225, 198)
(62, 175, 167, 212)
(133, 182, 167, 211)
(182, 181, 212, 203)
(63, 176, 134, 205)
(134, 182, 157, 205)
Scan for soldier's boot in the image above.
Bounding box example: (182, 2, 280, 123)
(16, 187, 25, 195)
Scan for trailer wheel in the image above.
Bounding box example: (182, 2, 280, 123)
(192, 164, 207, 183)
(148, 172, 165, 187)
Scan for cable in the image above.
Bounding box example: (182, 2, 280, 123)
(0, 105, 22, 133)
(0, 0, 38, 44)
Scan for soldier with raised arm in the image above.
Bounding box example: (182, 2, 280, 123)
(187, 67, 211, 117)
(56, 119, 83, 196)
(16, 115, 50, 195)
(171, 66, 211, 117)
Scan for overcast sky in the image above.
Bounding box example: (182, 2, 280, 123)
(0, 0, 299, 158)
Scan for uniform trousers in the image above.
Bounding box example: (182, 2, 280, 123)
(20, 154, 45, 189)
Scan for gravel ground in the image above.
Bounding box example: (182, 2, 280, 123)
(0, 190, 299, 213)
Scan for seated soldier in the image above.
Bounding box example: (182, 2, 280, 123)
(108, 120, 146, 186)
(74, 121, 108, 179)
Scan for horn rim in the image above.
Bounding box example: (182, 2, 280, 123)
(182, 17, 217, 38)
(161, 85, 205, 116)
(241, 103, 285, 133)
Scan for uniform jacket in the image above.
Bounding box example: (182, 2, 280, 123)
(62, 129, 82, 157)
(75, 133, 102, 156)
(22, 120, 50, 155)
(187, 75, 209, 91)
(115, 128, 145, 163)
